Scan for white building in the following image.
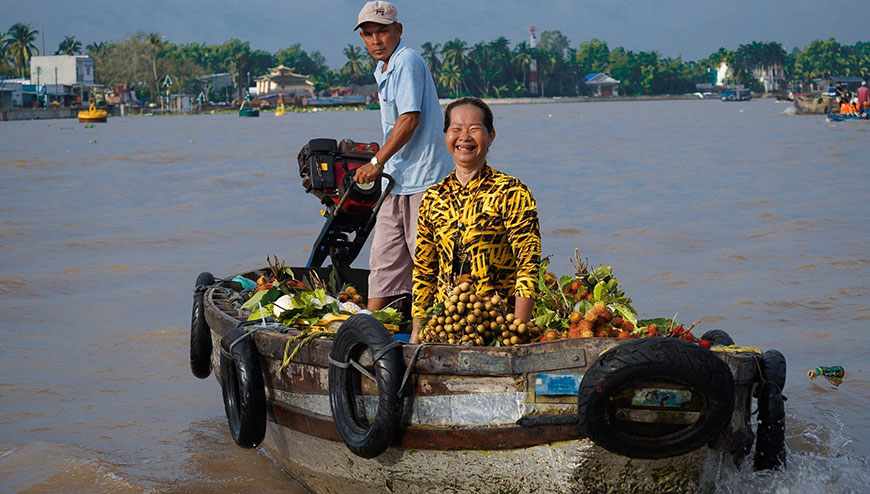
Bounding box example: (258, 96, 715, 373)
(29, 55, 101, 105)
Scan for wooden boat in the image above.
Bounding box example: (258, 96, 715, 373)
(77, 101, 107, 123)
(191, 265, 787, 494)
(793, 92, 839, 114)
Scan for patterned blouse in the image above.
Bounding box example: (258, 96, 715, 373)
(412, 164, 541, 319)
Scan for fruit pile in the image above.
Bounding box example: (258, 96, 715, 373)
(419, 281, 545, 346)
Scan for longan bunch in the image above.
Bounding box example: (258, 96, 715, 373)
(498, 313, 545, 347)
(421, 282, 499, 346)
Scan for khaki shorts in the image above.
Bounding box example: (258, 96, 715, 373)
(368, 192, 424, 298)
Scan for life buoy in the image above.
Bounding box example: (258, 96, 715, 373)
(577, 337, 735, 459)
(328, 314, 404, 459)
(700, 329, 735, 346)
(754, 349, 787, 470)
(220, 326, 267, 448)
(190, 272, 215, 379)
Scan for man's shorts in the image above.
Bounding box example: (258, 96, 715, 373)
(368, 192, 424, 298)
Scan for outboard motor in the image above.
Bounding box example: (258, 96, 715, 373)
(297, 138, 393, 269)
(298, 138, 384, 214)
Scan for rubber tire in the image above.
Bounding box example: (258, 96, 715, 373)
(754, 349, 787, 471)
(190, 272, 215, 379)
(328, 314, 404, 459)
(577, 337, 735, 459)
(308, 138, 338, 153)
(700, 329, 735, 346)
(220, 327, 267, 448)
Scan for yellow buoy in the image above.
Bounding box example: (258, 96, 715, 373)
(275, 94, 287, 116)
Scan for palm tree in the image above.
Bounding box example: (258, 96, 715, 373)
(4, 23, 39, 77)
(146, 33, 163, 103)
(341, 44, 366, 82)
(438, 63, 462, 98)
(55, 35, 82, 55)
(420, 41, 441, 75)
(86, 41, 106, 57)
(511, 42, 533, 91)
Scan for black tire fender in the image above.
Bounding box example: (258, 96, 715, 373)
(190, 272, 215, 379)
(700, 329, 735, 346)
(220, 326, 267, 448)
(754, 349, 787, 471)
(328, 314, 404, 459)
(577, 337, 735, 459)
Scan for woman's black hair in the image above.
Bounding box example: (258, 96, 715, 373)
(443, 97, 494, 134)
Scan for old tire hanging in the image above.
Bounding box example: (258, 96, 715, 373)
(329, 314, 404, 459)
(220, 326, 267, 448)
(577, 337, 735, 459)
(190, 271, 215, 379)
(700, 329, 735, 346)
(754, 349, 787, 471)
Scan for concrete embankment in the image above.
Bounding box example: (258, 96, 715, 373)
(2, 108, 77, 121)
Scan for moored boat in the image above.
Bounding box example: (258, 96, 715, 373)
(77, 101, 108, 123)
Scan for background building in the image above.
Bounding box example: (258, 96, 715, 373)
(29, 55, 102, 106)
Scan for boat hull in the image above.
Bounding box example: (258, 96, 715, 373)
(202, 268, 759, 493)
(794, 92, 838, 114)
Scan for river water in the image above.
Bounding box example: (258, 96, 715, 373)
(0, 99, 867, 493)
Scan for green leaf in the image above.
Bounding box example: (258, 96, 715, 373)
(532, 309, 556, 327)
(241, 287, 280, 311)
(593, 281, 605, 301)
(612, 304, 638, 327)
(247, 303, 274, 321)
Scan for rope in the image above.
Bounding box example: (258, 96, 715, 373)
(398, 342, 426, 397)
(328, 355, 377, 382)
(193, 284, 209, 294)
(279, 330, 334, 373)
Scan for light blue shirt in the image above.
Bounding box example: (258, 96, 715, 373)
(374, 41, 453, 195)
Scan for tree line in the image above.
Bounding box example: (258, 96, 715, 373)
(2, 22, 869, 103)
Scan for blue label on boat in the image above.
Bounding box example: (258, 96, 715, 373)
(534, 373, 582, 396)
(631, 388, 692, 407)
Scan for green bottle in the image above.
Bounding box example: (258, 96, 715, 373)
(808, 366, 845, 379)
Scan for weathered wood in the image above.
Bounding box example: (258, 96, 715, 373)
(269, 404, 584, 450)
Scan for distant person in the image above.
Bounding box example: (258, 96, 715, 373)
(352, 1, 453, 312)
(857, 81, 869, 114)
(410, 98, 541, 344)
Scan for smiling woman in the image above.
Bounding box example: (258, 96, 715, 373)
(410, 97, 542, 343)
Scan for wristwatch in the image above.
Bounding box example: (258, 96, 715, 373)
(370, 156, 383, 170)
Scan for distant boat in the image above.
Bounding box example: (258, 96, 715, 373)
(721, 89, 751, 102)
(239, 95, 260, 117)
(793, 92, 838, 114)
(828, 111, 869, 122)
(77, 101, 108, 123)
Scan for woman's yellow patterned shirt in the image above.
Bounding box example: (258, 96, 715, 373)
(412, 165, 541, 319)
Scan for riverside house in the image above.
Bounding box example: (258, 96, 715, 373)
(29, 55, 103, 106)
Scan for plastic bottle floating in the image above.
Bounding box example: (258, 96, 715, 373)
(808, 365, 845, 389)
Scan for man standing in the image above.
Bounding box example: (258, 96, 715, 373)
(857, 81, 869, 115)
(353, 1, 453, 311)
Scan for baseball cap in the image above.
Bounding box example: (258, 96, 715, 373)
(354, 1, 398, 30)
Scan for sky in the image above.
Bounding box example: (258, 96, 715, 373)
(3, 0, 867, 70)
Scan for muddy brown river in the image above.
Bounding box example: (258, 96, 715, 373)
(1, 99, 867, 492)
